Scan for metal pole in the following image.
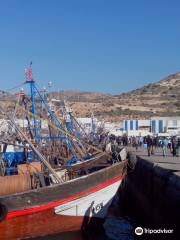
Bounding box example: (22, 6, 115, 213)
(0, 106, 62, 183)
(30, 82, 37, 138)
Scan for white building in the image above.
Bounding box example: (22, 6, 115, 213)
(103, 122, 124, 136)
(123, 119, 151, 136)
(123, 117, 180, 136)
(77, 117, 98, 134)
(151, 117, 180, 136)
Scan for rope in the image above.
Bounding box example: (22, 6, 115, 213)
(5, 82, 25, 93)
(17, 103, 108, 157)
(12, 94, 21, 120)
(0, 105, 63, 183)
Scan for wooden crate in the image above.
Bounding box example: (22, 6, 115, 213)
(18, 162, 42, 175)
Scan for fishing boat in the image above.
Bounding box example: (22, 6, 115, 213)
(0, 65, 127, 240)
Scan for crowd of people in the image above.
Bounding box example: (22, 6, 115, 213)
(97, 133, 180, 157)
(142, 135, 180, 157)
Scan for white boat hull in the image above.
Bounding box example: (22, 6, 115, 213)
(55, 178, 122, 218)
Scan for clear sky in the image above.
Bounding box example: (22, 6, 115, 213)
(0, 0, 180, 94)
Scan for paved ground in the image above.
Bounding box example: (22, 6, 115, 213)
(128, 147, 180, 172)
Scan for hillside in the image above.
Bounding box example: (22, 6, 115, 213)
(61, 72, 180, 122)
(113, 72, 180, 117)
(0, 72, 180, 122)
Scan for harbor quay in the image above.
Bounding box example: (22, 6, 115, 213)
(119, 146, 180, 237)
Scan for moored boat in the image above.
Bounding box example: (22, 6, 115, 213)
(0, 159, 126, 240)
(0, 64, 127, 239)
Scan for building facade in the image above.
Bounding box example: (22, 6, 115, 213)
(123, 119, 151, 136)
(123, 117, 180, 136)
(151, 117, 180, 135)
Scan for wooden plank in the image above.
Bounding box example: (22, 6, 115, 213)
(0, 174, 32, 196)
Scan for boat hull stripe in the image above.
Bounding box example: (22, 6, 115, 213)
(6, 175, 125, 219)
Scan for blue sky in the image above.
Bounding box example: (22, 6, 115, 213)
(0, 0, 180, 94)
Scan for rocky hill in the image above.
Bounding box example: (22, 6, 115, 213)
(62, 72, 180, 122)
(0, 72, 180, 122)
(113, 72, 180, 116)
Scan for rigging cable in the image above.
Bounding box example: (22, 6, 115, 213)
(5, 82, 25, 93)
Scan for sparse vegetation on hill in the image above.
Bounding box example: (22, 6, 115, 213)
(0, 72, 180, 122)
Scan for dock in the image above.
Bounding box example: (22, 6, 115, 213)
(120, 147, 180, 233)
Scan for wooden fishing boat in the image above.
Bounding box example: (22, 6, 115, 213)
(0, 65, 127, 239)
(0, 158, 127, 240)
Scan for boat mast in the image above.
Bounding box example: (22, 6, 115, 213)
(25, 62, 38, 139)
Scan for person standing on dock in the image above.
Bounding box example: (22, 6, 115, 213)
(176, 138, 180, 157)
(162, 137, 168, 157)
(132, 136, 139, 151)
(146, 135, 153, 156)
(171, 137, 177, 157)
